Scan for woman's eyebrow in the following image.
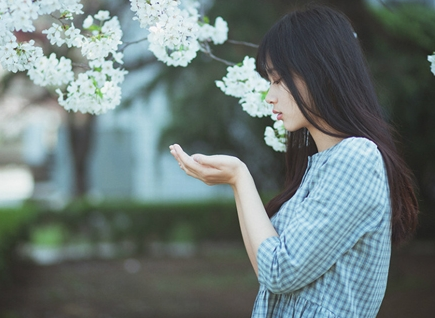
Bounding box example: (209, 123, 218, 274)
(267, 68, 279, 77)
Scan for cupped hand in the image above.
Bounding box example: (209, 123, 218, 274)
(169, 144, 247, 187)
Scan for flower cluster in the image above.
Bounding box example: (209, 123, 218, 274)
(0, 1, 127, 115)
(80, 12, 124, 62)
(51, 11, 127, 114)
(428, 53, 435, 76)
(198, 17, 228, 45)
(56, 58, 127, 114)
(0, 39, 43, 73)
(215, 57, 286, 151)
(129, 0, 228, 66)
(129, 1, 283, 150)
(216, 57, 271, 117)
(264, 121, 287, 152)
(27, 53, 74, 86)
(0, 0, 83, 72)
(0, 0, 39, 72)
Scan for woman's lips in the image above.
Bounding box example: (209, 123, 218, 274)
(273, 110, 283, 121)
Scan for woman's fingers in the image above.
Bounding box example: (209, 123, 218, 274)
(169, 144, 204, 178)
(169, 144, 244, 186)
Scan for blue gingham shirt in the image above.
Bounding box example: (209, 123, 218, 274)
(253, 137, 392, 318)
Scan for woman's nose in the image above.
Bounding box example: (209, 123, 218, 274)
(265, 90, 276, 104)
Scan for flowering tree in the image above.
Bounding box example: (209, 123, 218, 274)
(0, 0, 288, 152)
(1, 0, 434, 154)
(1, 0, 127, 114)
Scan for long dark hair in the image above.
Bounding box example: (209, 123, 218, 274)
(256, 5, 418, 245)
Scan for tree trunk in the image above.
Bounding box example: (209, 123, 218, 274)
(67, 113, 95, 198)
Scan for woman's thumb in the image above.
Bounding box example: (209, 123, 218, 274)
(192, 154, 204, 164)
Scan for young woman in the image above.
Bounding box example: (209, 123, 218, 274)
(170, 5, 418, 318)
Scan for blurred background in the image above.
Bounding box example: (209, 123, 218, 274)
(0, 0, 434, 317)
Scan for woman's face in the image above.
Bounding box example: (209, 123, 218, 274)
(265, 71, 313, 133)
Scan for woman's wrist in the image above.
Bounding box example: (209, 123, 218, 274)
(231, 161, 252, 190)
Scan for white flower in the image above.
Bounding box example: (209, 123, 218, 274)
(81, 15, 123, 60)
(0, 1, 125, 115)
(60, 0, 84, 16)
(130, 0, 201, 67)
(264, 121, 286, 152)
(428, 53, 435, 76)
(64, 23, 84, 47)
(129, 0, 180, 28)
(1, 0, 39, 33)
(43, 23, 66, 47)
(112, 51, 124, 64)
(198, 17, 228, 45)
(55, 59, 127, 115)
(37, 0, 83, 16)
(94, 10, 110, 21)
(27, 53, 74, 86)
(0, 30, 16, 46)
(83, 15, 94, 29)
(240, 92, 272, 117)
(0, 40, 43, 73)
(212, 17, 228, 44)
(37, 0, 62, 15)
(216, 56, 271, 117)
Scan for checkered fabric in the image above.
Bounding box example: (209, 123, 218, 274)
(252, 137, 392, 318)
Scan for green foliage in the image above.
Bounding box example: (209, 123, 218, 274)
(31, 199, 245, 253)
(0, 199, 260, 284)
(0, 204, 39, 284)
(372, 4, 435, 52)
(369, 4, 435, 237)
(30, 223, 67, 247)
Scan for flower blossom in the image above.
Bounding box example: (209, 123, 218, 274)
(146, 1, 200, 66)
(129, 0, 180, 28)
(216, 56, 271, 117)
(198, 17, 228, 45)
(81, 15, 123, 60)
(428, 53, 435, 76)
(43, 23, 66, 47)
(37, 0, 83, 16)
(27, 53, 74, 87)
(216, 56, 288, 151)
(130, 0, 229, 67)
(0, 0, 39, 33)
(0, 39, 43, 73)
(56, 59, 128, 115)
(0, 3, 127, 115)
(48, 9, 128, 114)
(264, 121, 287, 152)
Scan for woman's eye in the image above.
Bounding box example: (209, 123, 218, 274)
(273, 79, 281, 85)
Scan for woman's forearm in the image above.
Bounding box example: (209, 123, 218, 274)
(232, 164, 279, 276)
(168, 144, 277, 274)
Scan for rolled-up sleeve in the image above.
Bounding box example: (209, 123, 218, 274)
(257, 139, 389, 294)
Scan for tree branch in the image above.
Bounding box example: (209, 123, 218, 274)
(227, 39, 259, 48)
(120, 37, 148, 51)
(72, 62, 90, 70)
(378, 0, 394, 12)
(200, 43, 235, 66)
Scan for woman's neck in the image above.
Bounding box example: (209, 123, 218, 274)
(309, 127, 344, 153)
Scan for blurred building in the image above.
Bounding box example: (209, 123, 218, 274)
(87, 81, 232, 203)
(0, 80, 231, 207)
